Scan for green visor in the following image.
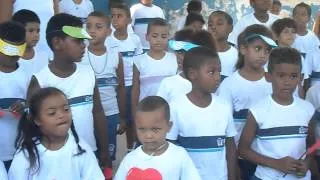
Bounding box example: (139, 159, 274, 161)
(62, 26, 92, 39)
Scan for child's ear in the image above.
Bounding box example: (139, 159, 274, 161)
(265, 71, 272, 82)
(168, 121, 173, 131)
(52, 37, 62, 51)
(187, 68, 197, 80)
(227, 24, 233, 34)
(145, 33, 150, 42)
(239, 44, 247, 56)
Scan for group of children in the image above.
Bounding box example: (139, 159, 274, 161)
(1, 0, 320, 179)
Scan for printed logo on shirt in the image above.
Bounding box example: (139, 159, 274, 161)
(178, 135, 226, 152)
(68, 95, 93, 107)
(299, 126, 308, 134)
(97, 77, 118, 87)
(217, 137, 226, 147)
(256, 126, 309, 140)
(121, 51, 136, 58)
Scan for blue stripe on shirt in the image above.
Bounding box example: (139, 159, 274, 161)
(233, 109, 248, 123)
(120, 51, 136, 58)
(311, 71, 320, 79)
(134, 18, 161, 25)
(256, 126, 308, 140)
(0, 98, 25, 109)
(68, 95, 93, 107)
(178, 135, 226, 152)
(97, 77, 118, 87)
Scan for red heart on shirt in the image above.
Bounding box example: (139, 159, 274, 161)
(126, 167, 162, 180)
(0, 110, 4, 117)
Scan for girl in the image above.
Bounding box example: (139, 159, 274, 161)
(217, 24, 277, 180)
(8, 87, 104, 179)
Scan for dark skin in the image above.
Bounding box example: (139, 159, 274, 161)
(251, 0, 273, 23)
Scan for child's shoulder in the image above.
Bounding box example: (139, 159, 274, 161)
(212, 94, 232, 109)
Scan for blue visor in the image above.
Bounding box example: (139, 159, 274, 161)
(168, 40, 199, 51)
(245, 34, 277, 48)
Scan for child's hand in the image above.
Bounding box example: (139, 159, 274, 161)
(275, 156, 300, 174)
(117, 120, 126, 135)
(295, 160, 308, 178)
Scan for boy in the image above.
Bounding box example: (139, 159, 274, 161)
(292, 3, 320, 55)
(114, 96, 201, 180)
(0, 21, 30, 171)
(130, 0, 165, 51)
(177, 0, 202, 30)
(59, 0, 94, 23)
(81, 11, 126, 162)
(109, 3, 143, 151)
(27, 13, 110, 167)
(239, 47, 315, 180)
(166, 47, 237, 180)
(12, 9, 50, 76)
(208, 10, 238, 80)
(228, 0, 279, 46)
(184, 13, 205, 31)
(270, 0, 281, 16)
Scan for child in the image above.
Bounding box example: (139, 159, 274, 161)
(0, 161, 7, 180)
(0, 21, 29, 171)
(8, 87, 104, 179)
(270, 0, 282, 16)
(305, 49, 320, 87)
(184, 13, 205, 31)
(239, 47, 315, 180)
(109, 3, 143, 151)
(81, 11, 126, 163)
(132, 18, 177, 112)
(191, 29, 217, 52)
(228, 0, 279, 46)
(12, 9, 50, 76)
(130, 0, 165, 51)
(27, 13, 110, 167)
(114, 96, 201, 180)
(292, 3, 320, 55)
(59, 0, 94, 23)
(218, 24, 276, 180)
(208, 10, 238, 80)
(167, 47, 237, 180)
(177, 0, 202, 30)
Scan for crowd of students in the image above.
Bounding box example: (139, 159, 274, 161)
(0, 0, 320, 179)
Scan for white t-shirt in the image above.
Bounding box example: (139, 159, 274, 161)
(8, 134, 104, 180)
(0, 161, 7, 180)
(166, 94, 237, 180)
(114, 142, 201, 180)
(81, 47, 119, 116)
(218, 46, 238, 77)
(306, 84, 320, 143)
(34, 64, 97, 151)
(217, 71, 272, 145)
(0, 65, 30, 161)
(156, 73, 191, 103)
(228, 12, 279, 46)
(19, 50, 50, 77)
(59, 0, 94, 22)
(106, 32, 143, 86)
(292, 30, 320, 54)
(250, 96, 314, 180)
(305, 49, 320, 86)
(134, 52, 178, 101)
(130, 3, 165, 49)
(177, 16, 187, 30)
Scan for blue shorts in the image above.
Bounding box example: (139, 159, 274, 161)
(125, 86, 133, 125)
(238, 159, 257, 180)
(107, 114, 119, 161)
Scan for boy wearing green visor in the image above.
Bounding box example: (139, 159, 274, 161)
(0, 21, 29, 172)
(27, 13, 110, 169)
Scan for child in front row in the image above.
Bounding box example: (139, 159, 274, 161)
(81, 11, 126, 163)
(167, 47, 237, 180)
(239, 47, 315, 180)
(218, 24, 276, 180)
(115, 96, 201, 180)
(8, 87, 104, 179)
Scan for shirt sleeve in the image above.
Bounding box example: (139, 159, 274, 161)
(134, 36, 144, 55)
(157, 79, 169, 102)
(114, 155, 129, 180)
(8, 151, 30, 179)
(80, 144, 105, 180)
(0, 161, 7, 180)
(180, 149, 201, 180)
(217, 79, 233, 109)
(225, 102, 237, 137)
(166, 102, 179, 140)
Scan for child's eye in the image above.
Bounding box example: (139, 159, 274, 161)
(152, 128, 161, 133)
(291, 74, 298, 79)
(48, 111, 56, 116)
(161, 35, 167, 39)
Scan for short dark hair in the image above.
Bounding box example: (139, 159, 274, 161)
(293, 2, 312, 17)
(209, 10, 233, 25)
(110, 3, 131, 17)
(268, 47, 302, 73)
(146, 18, 168, 34)
(12, 9, 40, 26)
(174, 29, 194, 41)
(187, 0, 202, 14)
(183, 46, 220, 80)
(191, 30, 217, 52)
(46, 13, 82, 50)
(271, 18, 296, 37)
(0, 21, 25, 43)
(88, 11, 111, 27)
(273, 0, 281, 6)
(136, 96, 170, 121)
(185, 13, 205, 27)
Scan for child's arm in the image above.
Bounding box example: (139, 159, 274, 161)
(0, 0, 12, 23)
(226, 137, 237, 180)
(313, 12, 320, 37)
(53, 0, 59, 14)
(116, 55, 126, 135)
(92, 82, 110, 167)
(131, 64, 140, 118)
(239, 112, 299, 175)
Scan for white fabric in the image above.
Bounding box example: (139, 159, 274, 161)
(177, 16, 187, 30)
(81, 47, 119, 116)
(217, 71, 272, 145)
(156, 74, 191, 103)
(106, 32, 143, 86)
(166, 94, 237, 180)
(134, 52, 178, 101)
(13, 0, 54, 54)
(8, 134, 104, 180)
(292, 30, 320, 54)
(250, 96, 314, 180)
(34, 64, 97, 150)
(19, 50, 50, 77)
(114, 142, 201, 180)
(130, 3, 165, 49)
(218, 46, 238, 77)
(306, 84, 320, 112)
(228, 12, 279, 46)
(0, 65, 30, 161)
(59, 0, 94, 21)
(305, 49, 320, 86)
(0, 161, 7, 180)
